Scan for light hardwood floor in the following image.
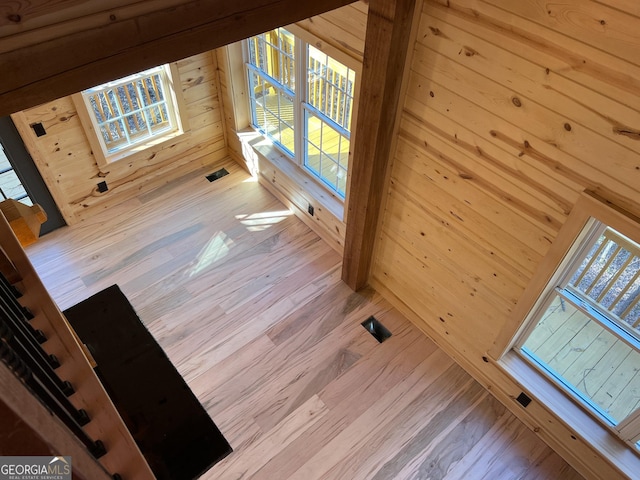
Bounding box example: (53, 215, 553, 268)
(26, 158, 583, 479)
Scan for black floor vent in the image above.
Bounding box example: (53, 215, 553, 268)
(361, 316, 392, 343)
(206, 168, 229, 182)
(516, 392, 532, 408)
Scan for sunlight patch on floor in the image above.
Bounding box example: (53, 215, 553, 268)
(235, 209, 292, 232)
(187, 231, 232, 277)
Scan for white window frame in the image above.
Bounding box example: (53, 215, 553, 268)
(495, 192, 640, 455)
(73, 63, 187, 168)
(246, 28, 297, 157)
(244, 28, 357, 199)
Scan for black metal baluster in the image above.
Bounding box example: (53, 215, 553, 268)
(0, 274, 34, 320)
(0, 339, 106, 458)
(0, 288, 45, 344)
(0, 273, 37, 323)
(0, 271, 23, 299)
(0, 317, 89, 425)
(0, 300, 60, 370)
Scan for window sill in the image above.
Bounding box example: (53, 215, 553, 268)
(238, 129, 345, 222)
(235, 129, 347, 254)
(499, 351, 639, 478)
(97, 129, 186, 168)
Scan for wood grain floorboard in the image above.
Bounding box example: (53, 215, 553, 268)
(25, 157, 583, 479)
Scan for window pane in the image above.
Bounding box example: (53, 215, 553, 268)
(247, 29, 295, 90)
(248, 70, 295, 156)
(0, 143, 31, 205)
(103, 119, 128, 150)
(247, 29, 296, 157)
(306, 142, 321, 175)
(569, 228, 640, 341)
(522, 295, 640, 425)
(307, 45, 355, 131)
(0, 169, 29, 203)
(304, 110, 349, 197)
(124, 113, 143, 137)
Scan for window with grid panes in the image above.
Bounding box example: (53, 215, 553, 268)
(246, 28, 356, 198)
(78, 65, 183, 163)
(514, 217, 640, 451)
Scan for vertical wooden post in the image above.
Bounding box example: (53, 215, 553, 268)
(342, 0, 418, 291)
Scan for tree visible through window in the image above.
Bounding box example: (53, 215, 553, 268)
(246, 29, 356, 198)
(76, 64, 183, 164)
(516, 218, 640, 449)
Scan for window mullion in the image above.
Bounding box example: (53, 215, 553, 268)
(109, 89, 132, 146)
(561, 286, 640, 350)
(135, 80, 154, 138)
(294, 37, 305, 167)
(246, 64, 294, 97)
(514, 289, 560, 350)
(304, 103, 350, 138)
(558, 221, 607, 288)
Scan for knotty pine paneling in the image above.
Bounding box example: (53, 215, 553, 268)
(11, 51, 226, 224)
(0, 0, 360, 116)
(375, 0, 640, 370)
(371, 1, 640, 476)
(294, 2, 369, 62)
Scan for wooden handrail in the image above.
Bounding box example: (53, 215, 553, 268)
(0, 212, 155, 479)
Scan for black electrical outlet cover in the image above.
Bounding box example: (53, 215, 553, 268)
(30, 122, 46, 137)
(97, 181, 108, 193)
(308, 204, 314, 216)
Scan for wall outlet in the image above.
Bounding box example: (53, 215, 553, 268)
(308, 204, 314, 216)
(97, 181, 108, 193)
(30, 122, 46, 137)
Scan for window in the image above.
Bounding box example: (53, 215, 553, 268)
(245, 28, 356, 198)
(247, 29, 296, 156)
(514, 215, 640, 450)
(74, 64, 186, 166)
(0, 144, 32, 206)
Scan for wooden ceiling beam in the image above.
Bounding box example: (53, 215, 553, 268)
(342, 0, 418, 291)
(0, 0, 356, 116)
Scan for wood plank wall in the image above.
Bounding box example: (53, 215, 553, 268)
(370, 0, 640, 477)
(10, 52, 226, 224)
(216, 2, 368, 254)
(293, 1, 368, 63)
(0, 0, 358, 116)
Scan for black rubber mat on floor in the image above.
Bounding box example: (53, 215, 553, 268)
(65, 285, 232, 480)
